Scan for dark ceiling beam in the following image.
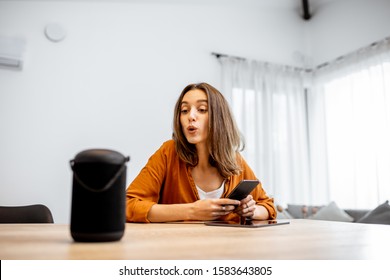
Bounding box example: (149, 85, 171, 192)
(302, 0, 311, 20)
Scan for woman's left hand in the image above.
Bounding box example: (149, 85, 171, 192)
(234, 195, 256, 218)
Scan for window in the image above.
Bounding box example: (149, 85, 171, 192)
(322, 62, 390, 209)
(220, 43, 390, 208)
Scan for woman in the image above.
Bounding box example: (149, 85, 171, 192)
(126, 82, 275, 223)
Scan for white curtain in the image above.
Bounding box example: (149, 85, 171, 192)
(309, 38, 390, 209)
(219, 37, 390, 210)
(219, 57, 315, 206)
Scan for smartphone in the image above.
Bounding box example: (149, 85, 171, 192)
(227, 179, 259, 200)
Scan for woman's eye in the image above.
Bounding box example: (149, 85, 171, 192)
(180, 109, 188, 114)
(198, 108, 207, 113)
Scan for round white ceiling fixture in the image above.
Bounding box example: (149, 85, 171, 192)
(44, 23, 66, 43)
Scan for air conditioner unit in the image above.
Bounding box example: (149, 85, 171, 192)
(0, 36, 25, 70)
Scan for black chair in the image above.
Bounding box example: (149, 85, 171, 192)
(0, 204, 54, 223)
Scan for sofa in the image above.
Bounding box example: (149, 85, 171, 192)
(276, 200, 390, 225)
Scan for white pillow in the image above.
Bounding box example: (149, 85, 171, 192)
(310, 201, 354, 222)
(276, 209, 294, 219)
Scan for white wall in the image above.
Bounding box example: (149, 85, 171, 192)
(0, 0, 389, 223)
(308, 0, 390, 66)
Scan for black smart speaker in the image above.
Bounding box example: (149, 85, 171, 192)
(70, 149, 130, 242)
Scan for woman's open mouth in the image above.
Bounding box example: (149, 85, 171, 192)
(187, 125, 198, 134)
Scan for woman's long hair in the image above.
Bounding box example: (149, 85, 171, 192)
(172, 82, 244, 178)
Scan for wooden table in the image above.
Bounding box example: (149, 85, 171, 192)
(1, 219, 390, 259)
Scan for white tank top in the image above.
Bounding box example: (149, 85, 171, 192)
(196, 181, 225, 200)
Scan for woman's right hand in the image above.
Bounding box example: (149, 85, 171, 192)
(190, 198, 240, 220)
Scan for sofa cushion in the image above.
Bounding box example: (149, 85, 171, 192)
(287, 204, 323, 219)
(344, 209, 369, 222)
(357, 200, 390, 225)
(276, 209, 294, 219)
(309, 201, 354, 222)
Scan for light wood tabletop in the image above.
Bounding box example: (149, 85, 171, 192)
(1, 219, 390, 260)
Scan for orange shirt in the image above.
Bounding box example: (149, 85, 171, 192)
(126, 140, 276, 222)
